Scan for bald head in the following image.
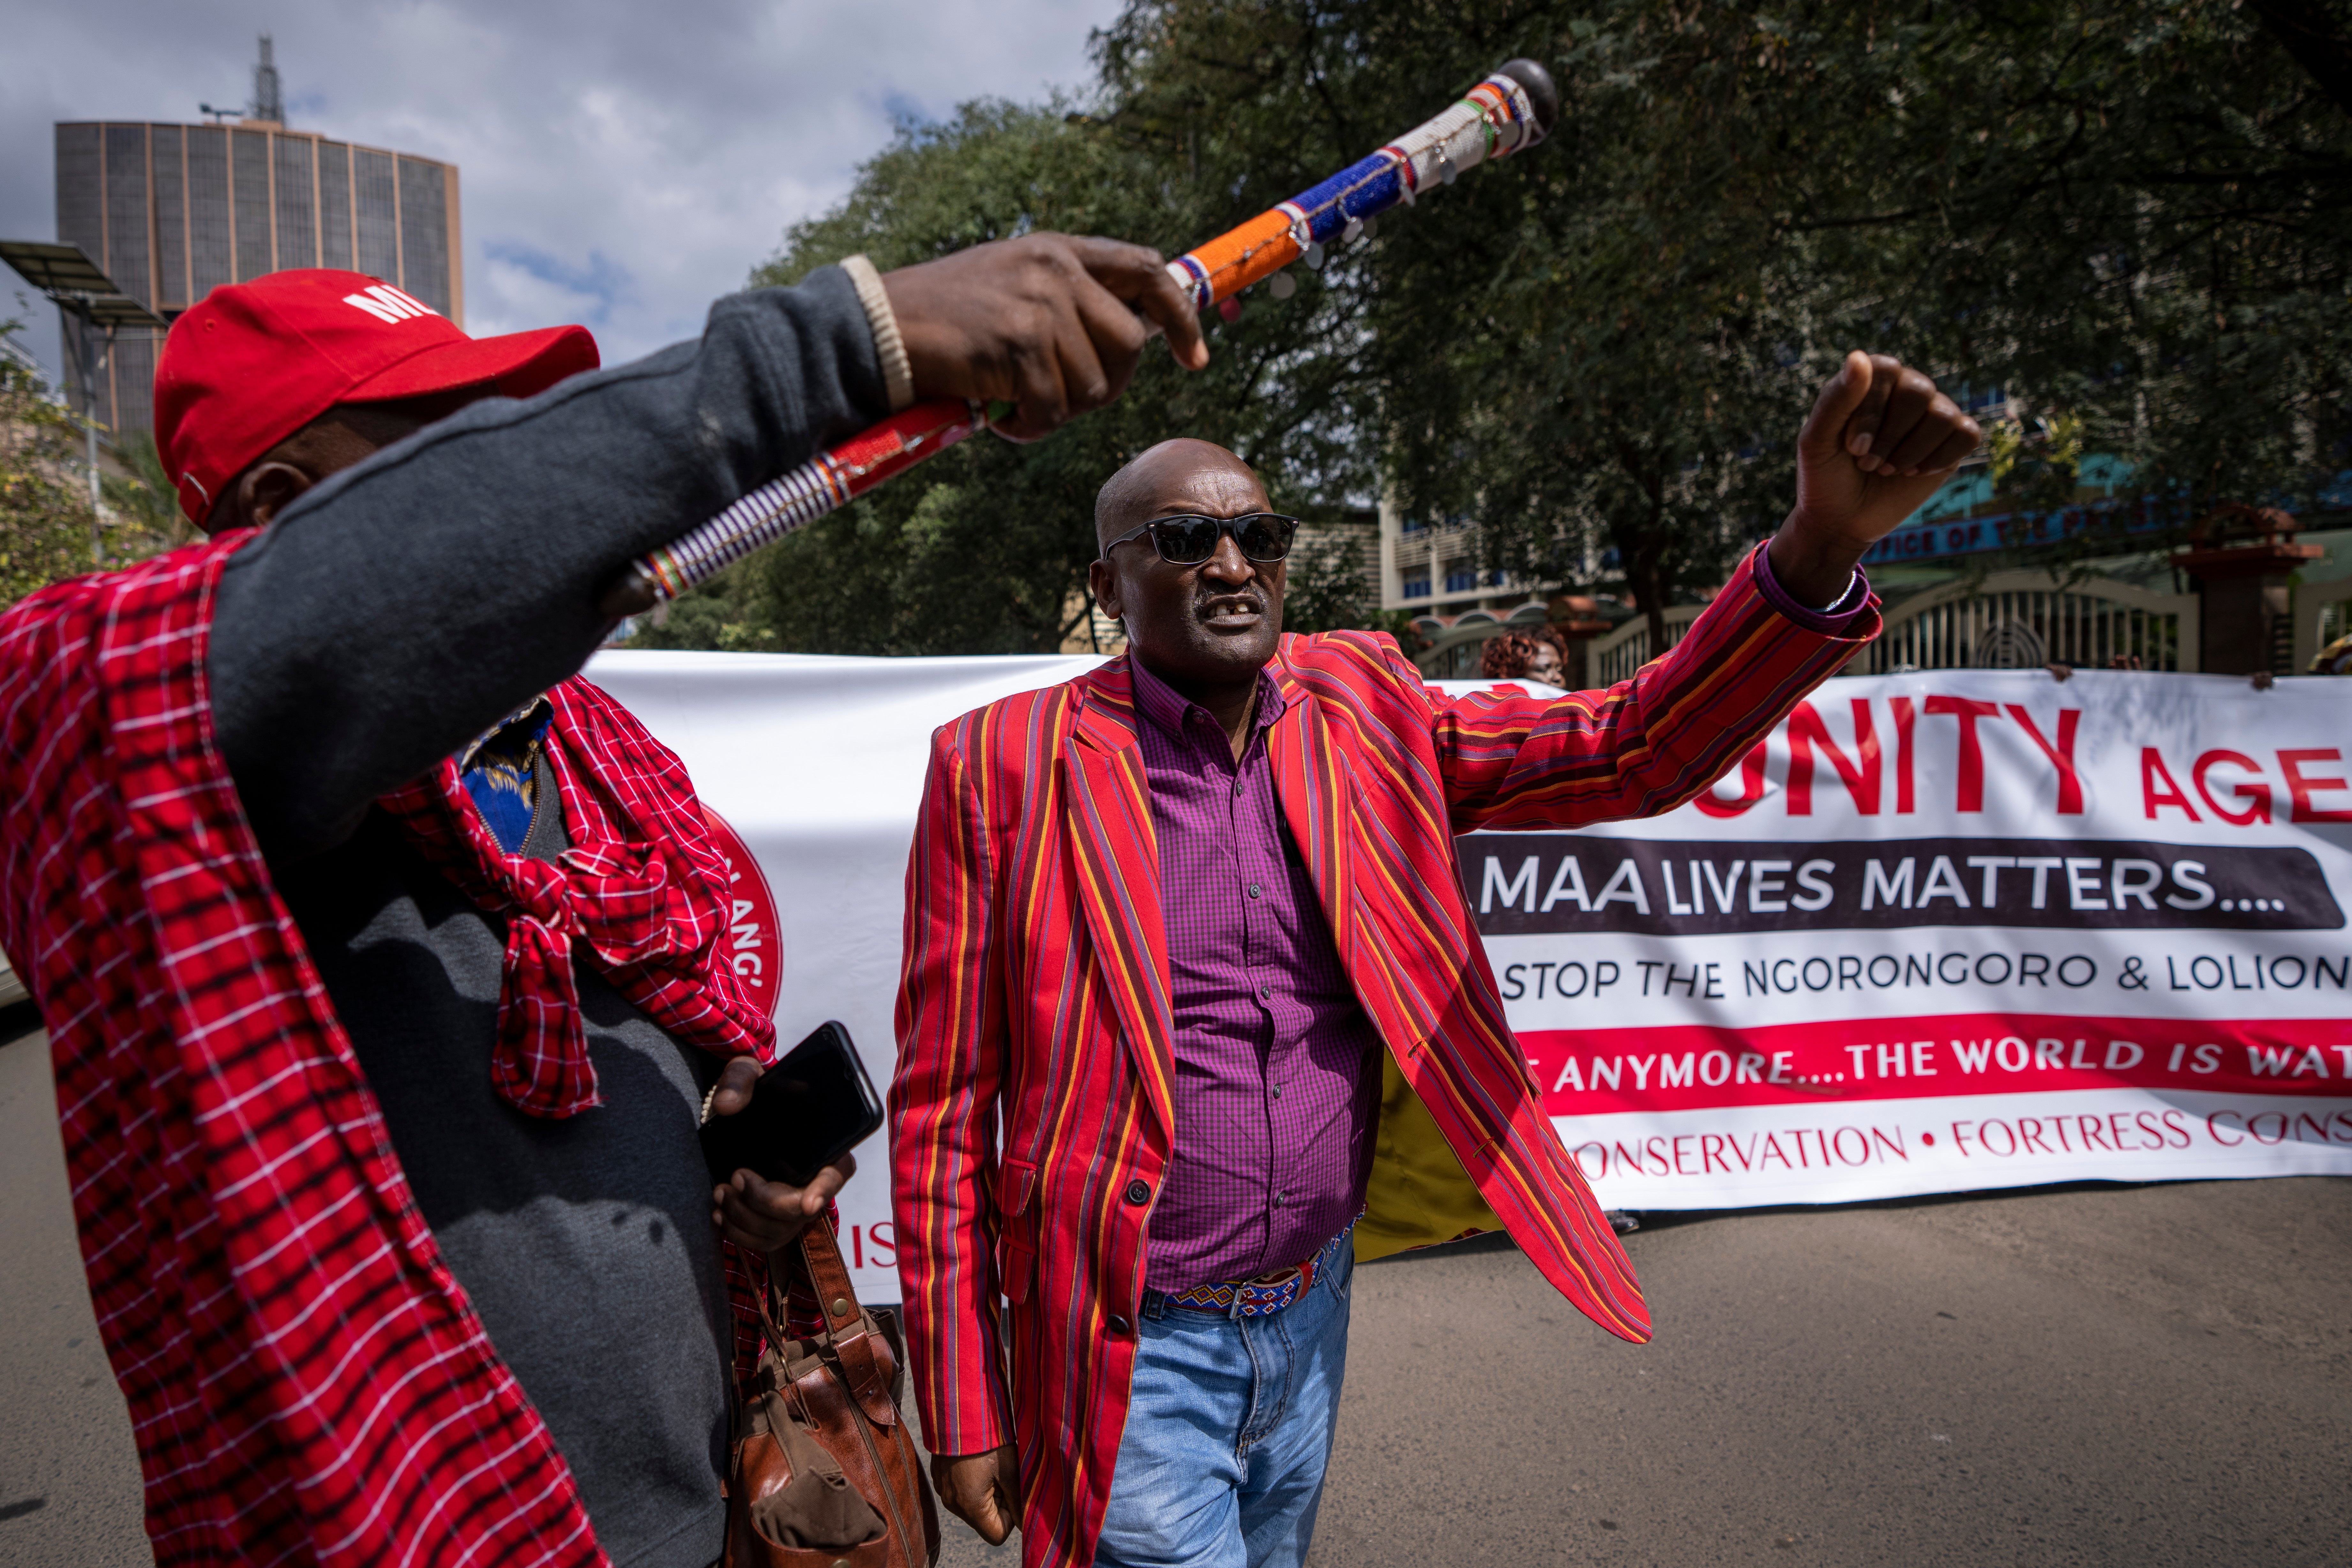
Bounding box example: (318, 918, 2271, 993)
(1086, 435, 1286, 711)
(1094, 438, 1265, 551)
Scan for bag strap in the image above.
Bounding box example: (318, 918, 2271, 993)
(786, 1219, 899, 1430)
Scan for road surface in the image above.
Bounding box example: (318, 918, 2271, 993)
(3, 1015, 2344, 1566)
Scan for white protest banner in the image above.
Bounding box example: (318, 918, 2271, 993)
(590, 649, 1106, 1302)
(592, 651, 2352, 1298)
(1466, 670, 2352, 1210)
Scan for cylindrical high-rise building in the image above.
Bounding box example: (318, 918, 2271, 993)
(53, 119, 463, 440)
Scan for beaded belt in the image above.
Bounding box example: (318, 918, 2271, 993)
(1164, 1216, 1359, 1319)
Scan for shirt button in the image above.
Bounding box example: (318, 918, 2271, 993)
(1248, 883, 1264, 899)
(1124, 1179, 1151, 1206)
(1271, 1085, 1284, 1099)
(1257, 985, 1271, 1000)
(1108, 1314, 1133, 1336)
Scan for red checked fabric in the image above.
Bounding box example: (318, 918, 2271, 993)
(0, 535, 774, 1566)
(380, 680, 774, 1119)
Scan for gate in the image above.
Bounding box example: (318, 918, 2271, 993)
(1585, 571, 2198, 682)
(1590, 606, 1704, 684)
(1869, 571, 2198, 674)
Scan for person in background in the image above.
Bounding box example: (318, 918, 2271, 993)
(1478, 625, 1570, 683)
(0, 238, 1205, 1567)
(893, 351, 1983, 1568)
(1478, 628, 1542, 680)
(1529, 622, 1572, 682)
(1479, 627, 1569, 683)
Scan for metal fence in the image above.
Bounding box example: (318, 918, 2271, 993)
(1585, 570, 2198, 682)
(1868, 571, 2198, 674)
(1590, 606, 1702, 684)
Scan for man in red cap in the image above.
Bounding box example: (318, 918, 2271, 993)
(0, 240, 1206, 1568)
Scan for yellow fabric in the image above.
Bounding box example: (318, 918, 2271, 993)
(1356, 1049, 1503, 1263)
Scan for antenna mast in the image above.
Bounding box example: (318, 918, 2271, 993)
(250, 34, 284, 125)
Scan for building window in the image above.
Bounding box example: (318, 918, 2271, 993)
(1444, 569, 1478, 594)
(1402, 575, 1430, 599)
(274, 134, 319, 272)
(188, 126, 234, 298)
(355, 148, 400, 282)
(1400, 516, 1428, 534)
(232, 129, 273, 282)
(318, 142, 353, 270)
(397, 157, 451, 315)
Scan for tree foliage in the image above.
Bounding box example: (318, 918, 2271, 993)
(0, 329, 100, 607)
(1106, 0, 2352, 640)
(687, 98, 1389, 656)
(648, 0, 2351, 656)
(2, 323, 195, 607)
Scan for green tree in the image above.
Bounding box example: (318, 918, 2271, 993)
(637, 96, 1386, 656)
(648, 0, 2350, 656)
(1, 323, 102, 606)
(2, 324, 198, 607)
(1094, 0, 1841, 646)
(1105, 0, 2350, 640)
(1788, 0, 2352, 557)
(1124, 0, 2352, 630)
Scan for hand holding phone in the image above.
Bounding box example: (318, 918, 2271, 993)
(702, 1022, 884, 1255)
(701, 1021, 885, 1187)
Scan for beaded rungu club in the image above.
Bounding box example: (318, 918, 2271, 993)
(601, 60, 1560, 620)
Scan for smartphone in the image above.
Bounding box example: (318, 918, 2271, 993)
(700, 1020, 885, 1188)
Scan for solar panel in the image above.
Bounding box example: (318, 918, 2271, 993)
(79, 295, 172, 328)
(0, 240, 167, 327)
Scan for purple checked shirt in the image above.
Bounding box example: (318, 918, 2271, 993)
(1129, 656, 1382, 1293)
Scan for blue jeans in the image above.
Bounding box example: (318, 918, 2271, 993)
(1094, 1239, 1354, 1568)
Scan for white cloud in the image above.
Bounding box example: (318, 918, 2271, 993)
(1, 0, 1121, 383)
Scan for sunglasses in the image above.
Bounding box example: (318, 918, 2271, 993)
(1101, 512, 1300, 565)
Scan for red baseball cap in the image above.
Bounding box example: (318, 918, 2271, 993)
(155, 269, 599, 526)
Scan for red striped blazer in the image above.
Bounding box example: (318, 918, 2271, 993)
(891, 559, 1878, 1568)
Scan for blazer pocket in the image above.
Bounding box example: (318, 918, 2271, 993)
(993, 1158, 1038, 1305)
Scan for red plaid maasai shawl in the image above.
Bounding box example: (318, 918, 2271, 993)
(0, 534, 776, 1567)
(378, 680, 773, 1118)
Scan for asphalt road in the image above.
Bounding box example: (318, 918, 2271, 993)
(4, 1013, 2345, 1567)
(0, 1010, 149, 1568)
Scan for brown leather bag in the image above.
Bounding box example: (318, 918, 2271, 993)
(723, 1219, 940, 1568)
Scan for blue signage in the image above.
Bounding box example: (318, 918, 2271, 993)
(1859, 496, 2168, 567)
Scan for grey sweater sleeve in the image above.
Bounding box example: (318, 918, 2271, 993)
(210, 268, 891, 859)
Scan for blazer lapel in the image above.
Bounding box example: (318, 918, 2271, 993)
(1267, 658, 1362, 980)
(1061, 663, 1178, 1138)
(1268, 646, 1451, 1054)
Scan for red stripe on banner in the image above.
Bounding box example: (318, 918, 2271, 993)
(1523, 1014, 2352, 1113)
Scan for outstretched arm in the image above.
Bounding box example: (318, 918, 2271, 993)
(209, 237, 1207, 860)
(1436, 352, 1979, 830)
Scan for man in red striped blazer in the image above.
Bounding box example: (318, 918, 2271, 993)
(893, 351, 1982, 1568)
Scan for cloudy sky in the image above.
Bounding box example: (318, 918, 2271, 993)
(2, 0, 1122, 382)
